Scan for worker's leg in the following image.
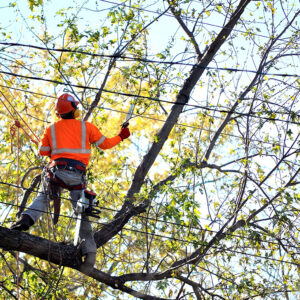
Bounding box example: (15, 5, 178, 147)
(11, 187, 49, 231)
(23, 188, 50, 222)
(70, 189, 97, 274)
(54, 170, 96, 254)
(70, 189, 97, 254)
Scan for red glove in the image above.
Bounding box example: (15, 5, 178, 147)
(119, 127, 130, 141)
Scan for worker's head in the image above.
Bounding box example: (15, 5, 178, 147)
(56, 93, 80, 119)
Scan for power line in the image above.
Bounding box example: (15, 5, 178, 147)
(1, 199, 298, 267)
(1, 70, 299, 125)
(1, 82, 294, 120)
(3, 208, 299, 268)
(0, 84, 56, 99)
(1, 42, 299, 78)
(0, 83, 299, 151)
(0, 181, 299, 252)
(120, 226, 300, 267)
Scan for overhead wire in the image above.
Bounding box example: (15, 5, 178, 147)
(1, 82, 294, 120)
(0, 181, 299, 253)
(1, 42, 299, 78)
(3, 0, 293, 47)
(1, 198, 298, 267)
(0, 70, 299, 125)
(0, 83, 299, 152)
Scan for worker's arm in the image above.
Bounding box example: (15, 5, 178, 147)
(98, 135, 121, 150)
(87, 122, 130, 150)
(39, 128, 51, 156)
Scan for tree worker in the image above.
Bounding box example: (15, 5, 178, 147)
(11, 93, 130, 274)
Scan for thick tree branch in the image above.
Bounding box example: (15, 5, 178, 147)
(94, 201, 148, 246)
(0, 227, 80, 268)
(0, 227, 168, 300)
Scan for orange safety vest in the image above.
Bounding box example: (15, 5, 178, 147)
(39, 119, 121, 166)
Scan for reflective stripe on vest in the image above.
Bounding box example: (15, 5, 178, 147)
(50, 121, 91, 155)
(40, 146, 51, 151)
(94, 135, 106, 147)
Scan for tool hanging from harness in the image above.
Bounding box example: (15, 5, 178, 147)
(43, 160, 87, 224)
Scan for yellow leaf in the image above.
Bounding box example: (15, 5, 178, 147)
(267, 2, 275, 14)
(205, 224, 212, 231)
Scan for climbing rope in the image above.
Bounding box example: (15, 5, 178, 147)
(0, 89, 41, 300)
(0, 90, 40, 145)
(10, 119, 21, 300)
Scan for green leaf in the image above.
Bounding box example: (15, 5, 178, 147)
(156, 53, 166, 60)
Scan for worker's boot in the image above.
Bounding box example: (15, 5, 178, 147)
(79, 252, 96, 275)
(10, 214, 34, 231)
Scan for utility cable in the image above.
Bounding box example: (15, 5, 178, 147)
(1, 42, 299, 78)
(2, 82, 295, 120)
(1, 199, 298, 267)
(0, 70, 299, 125)
(0, 181, 299, 252)
(0, 83, 299, 152)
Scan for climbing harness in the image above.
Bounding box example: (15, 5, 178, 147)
(43, 160, 87, 224)
(42, 159, 101, 229)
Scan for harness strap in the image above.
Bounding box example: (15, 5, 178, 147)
(48, 160, 86, 173)
(48, 170, 86, 190)
(44, 166, 86, 224)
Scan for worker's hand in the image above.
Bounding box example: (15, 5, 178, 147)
(119, 126, 130, 141)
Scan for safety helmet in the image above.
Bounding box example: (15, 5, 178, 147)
(56, 93, 79, 115)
